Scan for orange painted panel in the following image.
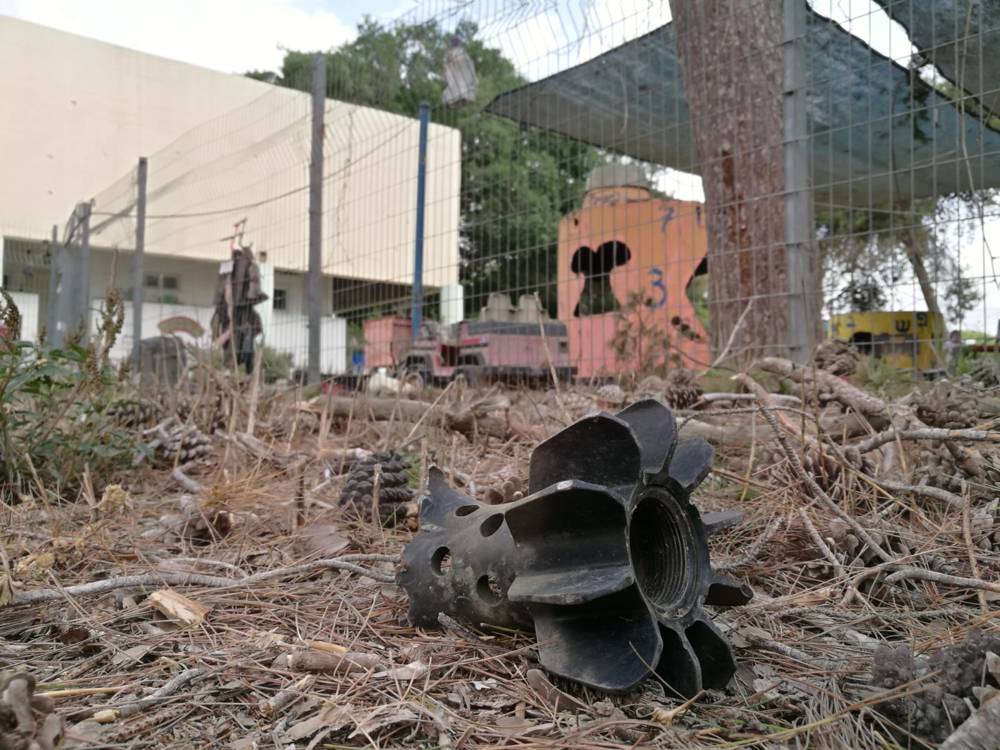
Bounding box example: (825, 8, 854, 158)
(557, 188, 710, 378)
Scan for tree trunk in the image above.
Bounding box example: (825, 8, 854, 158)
(901, 228, 943, 317)
(670, 0, 789, 360)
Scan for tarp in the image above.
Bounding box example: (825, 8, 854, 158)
(486, 6, 1000, 205)
(874, 0, 1000, 116)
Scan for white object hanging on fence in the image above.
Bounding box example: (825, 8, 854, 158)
(442, 41, 478, 106)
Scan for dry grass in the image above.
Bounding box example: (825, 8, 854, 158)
(2, 369, 999, 749)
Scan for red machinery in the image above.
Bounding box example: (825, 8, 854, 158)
(364, 294, 574, 386)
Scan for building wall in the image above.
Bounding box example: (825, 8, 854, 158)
(0, 15, 275, 241)
(129, 98, 461, 287)
(0, 16, 462, 289)
(8, 292, 39, 343)
(89, 249, 220, 309)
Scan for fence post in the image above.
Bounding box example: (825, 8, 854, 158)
(47, 224, 59, 341)
(411, 102, 430, 341)
(133, 156, 148, 372)
(307, 52, 325, 384)
(782, 0, 815, 363)
(79, 201, 92, 338)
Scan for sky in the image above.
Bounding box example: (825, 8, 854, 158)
(2, 0, 998, 331)
(0, 0, 406, 73)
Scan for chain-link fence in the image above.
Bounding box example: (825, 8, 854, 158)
(69, 0, 1000, 384)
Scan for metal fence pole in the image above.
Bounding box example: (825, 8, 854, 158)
(307, 52, 325, 384)
(132, 156, 148, 372)
(79, 201, 92, 338)
(782, 0, 815, 363)
(47, 224, 59, 341)
(411, 102, 430, 341)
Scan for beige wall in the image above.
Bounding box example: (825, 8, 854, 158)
(1, 15, 462, 288)
(121, 95, 461, 287)
(0, 15, 275, 240)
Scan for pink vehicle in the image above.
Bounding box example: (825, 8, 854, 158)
(371, 293, 575, 386)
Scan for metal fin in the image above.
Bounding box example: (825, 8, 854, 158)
(668, 438, 715, 490)
(528, 414, 641, 493)
(529, 588, 660, 692)
(420, 466, 481, 527)
(656, 624, 703, 698)
(705, 574, 754, 606)
(615, 399, 677, 477)
(508, 565, 634, 606)
(685, 618, 737, 690)
(701, 510, 743, 536)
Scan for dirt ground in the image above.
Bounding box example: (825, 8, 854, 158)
(3, 361, 1000, 749)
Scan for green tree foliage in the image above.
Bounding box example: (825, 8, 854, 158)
(0, 292, 146, 501)
(817, 195, 984, 326)
(248, 19, 601, 316)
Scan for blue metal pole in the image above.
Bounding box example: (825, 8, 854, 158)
(411, 102, 430, 341)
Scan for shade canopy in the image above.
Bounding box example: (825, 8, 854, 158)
(874, 0, 1000, 116)
(487, 5, 1000, 206)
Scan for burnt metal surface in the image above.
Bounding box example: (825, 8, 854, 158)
(398, 399, 752, 695)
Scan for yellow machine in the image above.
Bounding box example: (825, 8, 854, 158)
(829, 311, 945, 371)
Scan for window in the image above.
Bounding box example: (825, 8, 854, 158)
(144, 274, 180, 291)
(273, 288, 287, 311)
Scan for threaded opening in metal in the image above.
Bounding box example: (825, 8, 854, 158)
(629, 494, 692, 611)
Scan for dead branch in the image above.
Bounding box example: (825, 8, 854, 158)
(219, 431, 308, 468)
(10, 554, 398, 606)
(883, 567, 1000, 594)
(797, 508, 846, 578)
(962, 487, 989, 612)
(854, 428, 1000, 454)
(716, 514, 785, 571)
(757, 357, 889, 418)
(677, 417, 756, 445)
(307, 395, 519, 442)
(258, 675, 315, 717)
(876, 479, 964, 509)
(110, 668, 207, 719)
(696, 392, 801, 407)
(171, 464, 204, 494)
(735, 373, 895, 564)
(287, 649, 381, 674)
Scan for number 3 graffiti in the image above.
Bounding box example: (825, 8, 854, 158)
(648, 267, 667, 308)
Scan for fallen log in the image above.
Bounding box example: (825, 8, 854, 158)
(304, 395, 517, 441)
(757, 357, 889, 418)
(677, 417, 756, 446)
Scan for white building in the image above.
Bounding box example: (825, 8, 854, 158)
(0, 15, 462, 373)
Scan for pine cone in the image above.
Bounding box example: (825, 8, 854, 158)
(813, 339, 862, 376)
(969, 356, 1000, 387)
(339, 451, 414, 524)
(595, 383, 626, 410)
(914, 381, 980, 429)
(484, 476, 524, 505)
(108, 398, 160, 430)
(663, 369, 703, 409)
(635, 375, 666, 399)
(912, 442, 965, 493)
(872, 631, 1000, 744)
(153, 425, 212, 464)
(970, 499, 1000, 551)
